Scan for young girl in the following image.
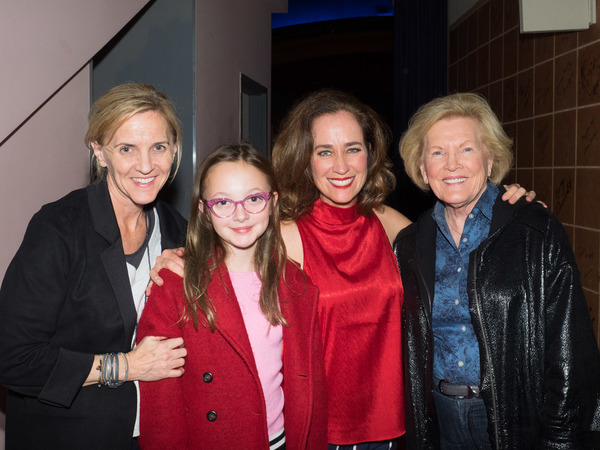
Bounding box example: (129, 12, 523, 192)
(137, 143, 327, 450)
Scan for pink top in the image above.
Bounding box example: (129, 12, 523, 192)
(230, 271, 284, 437)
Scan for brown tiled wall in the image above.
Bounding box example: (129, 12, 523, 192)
(449, 0, 600, 343)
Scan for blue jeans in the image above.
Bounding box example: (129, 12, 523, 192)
(328, 439, 397, 450)
(433, 389, 492, 449)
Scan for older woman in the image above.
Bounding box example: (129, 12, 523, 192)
(394, 92, 600, 449)
(0, 83, 188, 449)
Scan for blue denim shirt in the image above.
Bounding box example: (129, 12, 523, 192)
(431, 181, 498, 384)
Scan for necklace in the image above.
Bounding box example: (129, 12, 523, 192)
(444, 210, 465, 248)
(444, 209, 464, 236)
(131, 211, 153, 349)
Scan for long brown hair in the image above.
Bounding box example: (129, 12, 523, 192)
(183, 143, 288, 331)
(272, 89, 395, 221)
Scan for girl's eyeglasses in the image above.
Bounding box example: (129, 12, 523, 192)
(203, 192, 272, 218)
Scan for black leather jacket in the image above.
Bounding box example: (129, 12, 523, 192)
(393, 191, 600, 449)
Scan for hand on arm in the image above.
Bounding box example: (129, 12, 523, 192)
(127, 336, 186, 381)
(83, 336, 186, 387)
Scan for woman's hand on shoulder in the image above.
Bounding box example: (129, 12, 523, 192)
(146, 247, 185, 296)
(503, 183, 546, 207)
(375, 205, 412, 246)
(128, 336, 187, 381)
(281, 220, 303, 268)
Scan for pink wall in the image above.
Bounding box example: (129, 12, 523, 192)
(0, 67, 91, 277)
(0, 0, 151, 143)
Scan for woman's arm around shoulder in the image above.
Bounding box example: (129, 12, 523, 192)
(374, 205, 412, 246)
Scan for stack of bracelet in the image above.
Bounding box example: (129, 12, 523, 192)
(96, 352, 129, 388)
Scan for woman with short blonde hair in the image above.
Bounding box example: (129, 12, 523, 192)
(400, 92, 512, 190)
(395, 92, 600, 449)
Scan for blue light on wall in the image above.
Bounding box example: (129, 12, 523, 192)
(272, 0, 394, 28)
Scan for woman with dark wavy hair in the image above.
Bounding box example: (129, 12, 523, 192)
(272, 89, 409, 449)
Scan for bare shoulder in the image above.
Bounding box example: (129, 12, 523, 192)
(281, 220, 304, 268)
(374, 205, 412, 246)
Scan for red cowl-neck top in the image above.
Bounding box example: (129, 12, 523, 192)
(297, 199, 405, 445)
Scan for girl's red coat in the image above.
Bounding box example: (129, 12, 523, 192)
(137, 261, 328, 449)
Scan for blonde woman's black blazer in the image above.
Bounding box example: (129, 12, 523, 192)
(0, 181, 187, 449)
